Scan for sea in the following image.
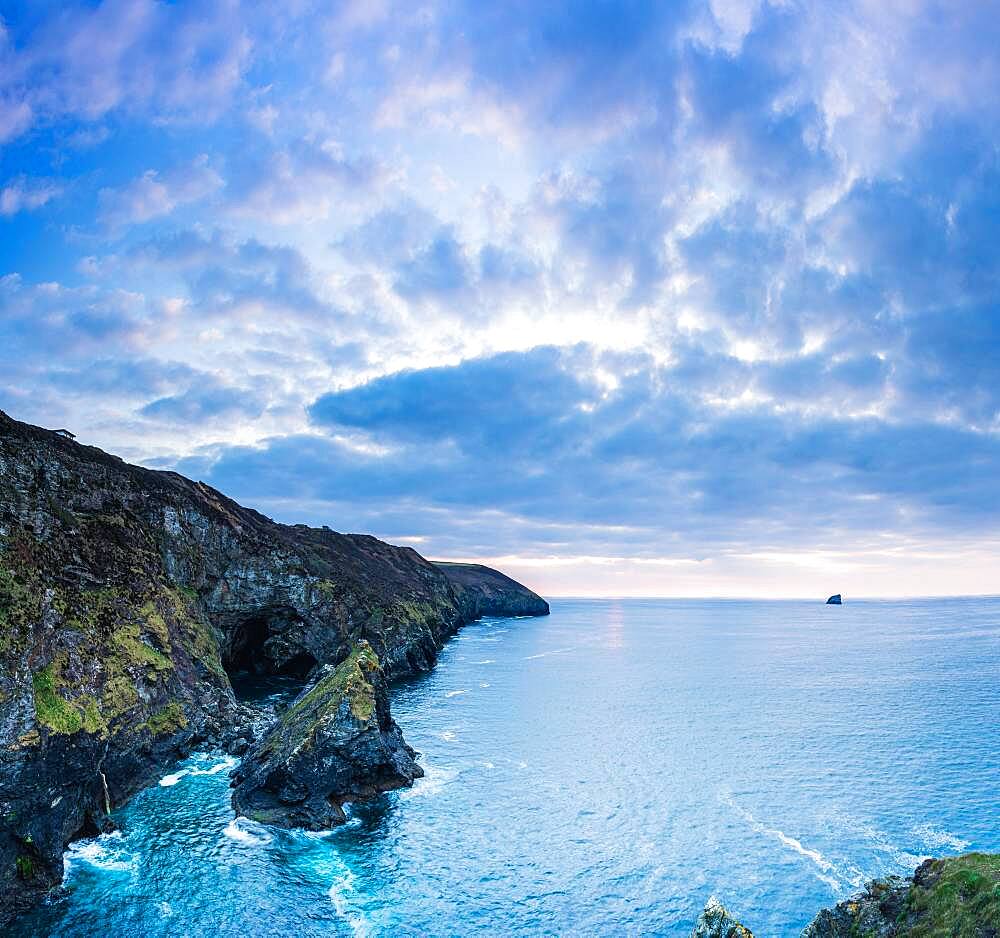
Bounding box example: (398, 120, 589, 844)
(10, 597, 1000, 937)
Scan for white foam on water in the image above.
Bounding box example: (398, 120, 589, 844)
(479, 682, 490, 688)
(440, 729, 457, 741)
(399, 763, 458, 801)
(445, 689, 468, 698)
(64, 831, 135, 875)
(158, 770, 188, 787)
(524, 647, 573, 660)
(328, 866, 371, 938)
(223, 817, 272, 847)
(836, 815, 930, 875)
(911, 823, 971, 852)
(158, 901, 174, 917)
(480, 761, 495, 769)
(189, 756, 237, 776)
(475, 659, 496, 665)
(721, 793, 854, 893)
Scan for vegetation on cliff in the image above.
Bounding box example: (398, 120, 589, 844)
(693, 854, 1000, 937)
(230, 641, 423, 829)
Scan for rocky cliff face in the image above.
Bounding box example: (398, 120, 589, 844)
(231, 641, 422, 829)
(434, 561, 550, 618)
(689, 854, 1000, 937)
(0, 410, 548, 924)
(801, 853, 999, 937)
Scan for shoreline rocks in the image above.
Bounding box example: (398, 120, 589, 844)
(691, 897, 755, 937)
(692, 853, 1000, 937)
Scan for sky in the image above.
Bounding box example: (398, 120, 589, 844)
(1, 0, 999, 598)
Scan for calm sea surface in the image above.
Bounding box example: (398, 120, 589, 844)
(12, 598, 1000, 936)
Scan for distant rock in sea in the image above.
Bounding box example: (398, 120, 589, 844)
(826, 594, 842, 604)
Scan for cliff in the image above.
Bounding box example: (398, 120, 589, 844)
(0, 410, 547, 923)
(690, 854, 999, 937)
(433, 561, 549, 618)
(802, 853, 999, 936)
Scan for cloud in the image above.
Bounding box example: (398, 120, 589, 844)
(0, 176, 62, 215)
(1, 1, 999, 593)
(0, 0, 252, 141)
(227, 139, 381, 223)
(98, 155, 222, 229)
(141, 382, 266, 423)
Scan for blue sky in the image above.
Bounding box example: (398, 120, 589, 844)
(1, 0, 999, 597)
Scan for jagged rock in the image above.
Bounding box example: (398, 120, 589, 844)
(230, 641, 422, 829)
(826, 594, 842, 604)
(0, 410, 547, 923)
(691, 896, 754, 937)
(802, 854, 1000, 937)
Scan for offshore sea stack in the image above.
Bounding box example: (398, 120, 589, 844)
(0, 410, 548, 924)
(230, 641, 422, 829)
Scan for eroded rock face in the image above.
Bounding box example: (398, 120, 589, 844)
(230, 641, 422, 829)
(690, 897, 755, 938)
(0, 410, 547, 923)
(802, 853, 1000, 937)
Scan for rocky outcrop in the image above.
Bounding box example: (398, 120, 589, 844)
(690, 854, 999, 936)
(690, 897, 754, 937)
(0, 410, 547, 924)
(802, 853, 999, 936)
(434, 561, 549, 618)
(826, 594, 842, 604)
(230, 641, 421, 828)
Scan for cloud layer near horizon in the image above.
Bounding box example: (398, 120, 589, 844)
(1, 0, 999, 596)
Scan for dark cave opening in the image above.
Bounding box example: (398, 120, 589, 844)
(224, 607, 318, 681)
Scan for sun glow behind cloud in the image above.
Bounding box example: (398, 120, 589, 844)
(1, 0, 999, 596)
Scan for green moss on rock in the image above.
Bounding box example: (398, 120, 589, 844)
(31, 658, 83, 735)
(144, 702, 188, 736)
(293, 643, 378, 724)
(902, 853, 1000, 937)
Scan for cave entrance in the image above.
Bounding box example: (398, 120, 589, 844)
(224, 606, 318, 680)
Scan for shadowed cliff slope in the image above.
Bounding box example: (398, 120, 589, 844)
(0, 410, 547, 924)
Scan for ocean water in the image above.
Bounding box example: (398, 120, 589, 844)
(12, 598, 1000, 937)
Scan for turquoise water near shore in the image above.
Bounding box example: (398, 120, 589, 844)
(11, 598, 1000, 936)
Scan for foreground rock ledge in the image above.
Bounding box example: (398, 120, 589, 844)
(230, 641, 423, 829)
(691, 853, 1000, 937)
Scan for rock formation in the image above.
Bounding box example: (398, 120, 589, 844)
(826, 594, 842, 604)
(690, 897, 755, 937)
(690, 854, 1000, 937)
(801, 853, 999, 936)
(230, 641, 421, 828)
(0, 410, 548, 924)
